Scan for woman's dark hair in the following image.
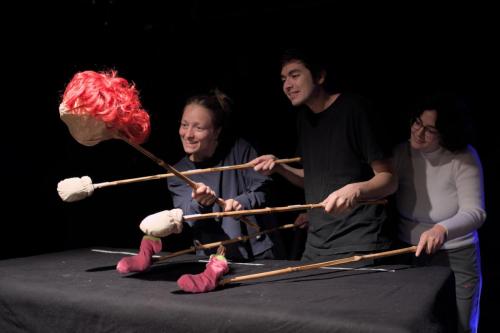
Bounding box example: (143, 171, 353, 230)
(412, 93, 474, 152)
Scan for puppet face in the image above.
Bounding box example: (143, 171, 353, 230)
(59, 103, 117, 146)
(179, 103, 221, 162)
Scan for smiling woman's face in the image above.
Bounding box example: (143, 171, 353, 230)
(410, 109, 440, 153)
(179, 103, 220, 162)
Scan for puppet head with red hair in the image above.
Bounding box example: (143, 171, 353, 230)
(59, 70, 150, 146)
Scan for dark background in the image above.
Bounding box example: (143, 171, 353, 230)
(3, 1, 498, 331)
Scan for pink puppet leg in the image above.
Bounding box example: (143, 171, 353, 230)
(116, 236, 162, 274)
(177, 246, 229, 293)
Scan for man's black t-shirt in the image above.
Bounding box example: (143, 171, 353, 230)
(297, 93, 391, 259)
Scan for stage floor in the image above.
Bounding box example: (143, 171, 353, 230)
(0, 248, 456, 332)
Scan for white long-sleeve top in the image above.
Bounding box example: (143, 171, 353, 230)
(393, 142, 486, 249)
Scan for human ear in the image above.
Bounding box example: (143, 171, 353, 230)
(317, 69, 327, 85)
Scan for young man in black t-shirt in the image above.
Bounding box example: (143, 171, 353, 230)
(252, 49, 397, 261)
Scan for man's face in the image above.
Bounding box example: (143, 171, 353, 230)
(280, 60, 317, 106)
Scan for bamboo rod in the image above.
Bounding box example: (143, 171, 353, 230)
(184, 200, 387, 221)
(220, 246, 417, 285)
(154, 224, 295, 264)
(126, 141, 258, 228)
(127, 141, 199, 189)
(93, 158, 301, 189)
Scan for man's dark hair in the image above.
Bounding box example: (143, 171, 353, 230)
(280, 47, 339, 93)
(281, 48, 326, 80)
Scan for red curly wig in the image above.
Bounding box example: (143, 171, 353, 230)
(61, 70, 150, 144)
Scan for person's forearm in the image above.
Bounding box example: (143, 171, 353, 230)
(357, 171, 397, 200)
(276, 164, 304, 188)
(440, 209, 486, 240)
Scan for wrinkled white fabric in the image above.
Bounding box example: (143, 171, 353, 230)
(140, 209, 184, 237)
(57, 176, 94, 202)
(59, 103, 116, 146)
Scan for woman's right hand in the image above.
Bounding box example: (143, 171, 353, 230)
(416, 224, 447, 256)
(192, 182, 217, 207)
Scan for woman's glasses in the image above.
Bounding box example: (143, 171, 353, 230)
(411, 117, 439, 138)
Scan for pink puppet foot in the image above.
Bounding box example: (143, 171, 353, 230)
(116, 236, 162, 274)
(177, 254, 229, 293)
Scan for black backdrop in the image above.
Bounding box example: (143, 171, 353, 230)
(3, 1, 499, 331)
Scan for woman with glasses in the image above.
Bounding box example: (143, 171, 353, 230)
(393, 95, 486, 333)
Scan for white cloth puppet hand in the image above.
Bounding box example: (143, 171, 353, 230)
(57, 176, 94, 202)
(140, 209, 184, 237)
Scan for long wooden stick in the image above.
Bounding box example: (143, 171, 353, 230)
(153, 224, 295, 264)
(220, 246, 417, 285)
(126, 141, 258, 228)
(127, 141, 199, 189)
(183, 200, 387, 221)
(92, 158, 301, 189)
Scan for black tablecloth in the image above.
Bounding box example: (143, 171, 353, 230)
(0, 248, 456, 332)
